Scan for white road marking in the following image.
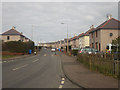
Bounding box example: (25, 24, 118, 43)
(44, 54, 47, 56)
(3, 61, 7, 63)
(12, 64, 28, 71)
(59, 85, 63, 89)
(0, 61, 2, 63)
(33, 59, 39, 62)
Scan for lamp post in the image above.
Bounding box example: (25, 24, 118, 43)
(61, 23, 69, 53)
(31, 25, 33, 40)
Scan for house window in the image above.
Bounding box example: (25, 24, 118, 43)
(7, 36, 10, 40)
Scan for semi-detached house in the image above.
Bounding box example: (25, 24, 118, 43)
(2, 26, 30, 42)
(89, 17, 120, 52)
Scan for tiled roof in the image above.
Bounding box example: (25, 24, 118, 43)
(76, 33, 84, 39)
(90, 18, 120, 33)
(71, 36, 78, 41)
(84, 28, 94, 36)
(2, 29, 22, 35)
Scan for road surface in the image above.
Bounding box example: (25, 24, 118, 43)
(2, 48, 80, 88)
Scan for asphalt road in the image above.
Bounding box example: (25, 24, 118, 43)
(2, 48, 79, 88)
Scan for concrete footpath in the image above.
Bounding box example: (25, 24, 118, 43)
(59, 52, 119, 88)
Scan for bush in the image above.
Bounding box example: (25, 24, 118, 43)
(71, 49, 78, 56)
(2, 41, 35, 54)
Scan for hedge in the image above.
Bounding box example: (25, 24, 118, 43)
(77, 53, 120, 79)
(2, 41, 35, 54)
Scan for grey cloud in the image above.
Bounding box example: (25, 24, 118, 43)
(2, 2, 118, 43)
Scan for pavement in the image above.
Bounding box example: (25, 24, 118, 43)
(58, 52, 119, 88)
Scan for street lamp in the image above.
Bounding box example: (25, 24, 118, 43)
(31, 25, 34, 40)
(61, 23, 69, 53)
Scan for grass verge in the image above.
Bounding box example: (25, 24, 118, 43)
(2, 55, 18, 59)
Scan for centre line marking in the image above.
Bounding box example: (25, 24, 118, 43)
(44, 54, 47, 56)
(33, 59, 39, 62)
(3, 61, 7, 63)
(12, 64, 28, 71)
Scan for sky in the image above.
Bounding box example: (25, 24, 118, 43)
(1, 1, 119, 44)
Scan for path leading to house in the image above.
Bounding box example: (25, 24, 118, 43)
(58, 52, 119, 88)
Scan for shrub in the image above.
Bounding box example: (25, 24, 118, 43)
(71, 49, 78, 56)
(2, 41, 35, 54)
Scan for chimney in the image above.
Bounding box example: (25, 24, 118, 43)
(21, 32, 23, 35)
(74, 34, 77, 36)
(12, 26, 16, 30)
(90, 25, 94, 29)
(107, 14, 112, 20)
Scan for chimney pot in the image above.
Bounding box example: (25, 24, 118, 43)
(21, 32, 23, 35)
(12, 26, 15, 30)
(90, 25, 94, 29)
(107, 14, 112, 20)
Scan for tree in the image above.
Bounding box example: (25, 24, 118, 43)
(112, 36, 120, 52)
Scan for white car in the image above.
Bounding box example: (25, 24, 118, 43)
(51, 48, 56, 52)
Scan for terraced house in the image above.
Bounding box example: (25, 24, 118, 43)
(79, 25, 94, 49)
(89, 16, 120, 52)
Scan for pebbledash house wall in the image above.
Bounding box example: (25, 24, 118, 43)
(84, 36, 89, 47)
(101, 29, 119, 52)
(2, 35, 21, 42)
(79, 35, 89, 48)
(76, 38, 79, 48)
(90, 29, 119, 52)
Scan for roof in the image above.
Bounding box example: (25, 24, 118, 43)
(2, 29, 22, 35)
(89, 18, 120, 33)
(71, 36, 78, 41)
(84, 28, 94, 36)
(76, 33, 85, 39)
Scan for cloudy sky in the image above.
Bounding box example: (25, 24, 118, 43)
(2, 2, 118, 44)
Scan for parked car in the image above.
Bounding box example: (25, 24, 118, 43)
(78, 48, 99, 54)
(51, 48, 56, 52)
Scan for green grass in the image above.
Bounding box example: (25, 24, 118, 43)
(2, 55, 18, 59)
